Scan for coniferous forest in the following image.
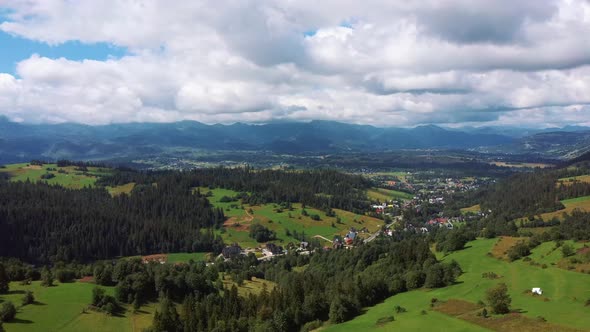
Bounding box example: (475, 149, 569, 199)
(2, 163, 590, 331)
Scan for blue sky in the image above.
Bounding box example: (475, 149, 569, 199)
(0, 31, 126, 75)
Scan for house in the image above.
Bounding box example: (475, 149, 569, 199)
(428, 217, 448, 226)
(332, 237, 343, 249)
(222, 244, 242, 259)
(532, 287, 543, 295)
(142, 254, 167, 264)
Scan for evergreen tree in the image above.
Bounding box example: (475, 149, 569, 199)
(0, 263, 8, 294)
(0, 302, 16, 322)
(485, 283, 511, 314)
(21, 291, 35, 306)
(153, 297, 181, 332)
(40, 267, 54, 287)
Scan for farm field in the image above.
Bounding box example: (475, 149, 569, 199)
(0, 281, 155, 332)
(201, 187, 384, 248)
(0, 163, 111, 189)
(489, 161, 554, 169)
(367, 187, 413, 201)
(325, 238, 590, 332)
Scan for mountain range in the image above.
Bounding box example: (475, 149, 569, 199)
(1, 117, 589, 163)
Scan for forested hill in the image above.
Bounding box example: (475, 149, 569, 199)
(475, 164, 590, 225)
(0, 166, 373, 263)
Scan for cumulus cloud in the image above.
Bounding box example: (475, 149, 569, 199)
(0, 0, 589, 127)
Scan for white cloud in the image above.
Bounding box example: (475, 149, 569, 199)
(0, 0, 589, 127)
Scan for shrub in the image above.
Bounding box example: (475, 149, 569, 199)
(562, 243, 575, 258)
(394, 305, 407, 313)
(0, 302, 16, 322)
(249, 224, 276, 243)
(301, 320, 323, 332)
(376, 316, 395, 325)
(21, 291, 34, 306)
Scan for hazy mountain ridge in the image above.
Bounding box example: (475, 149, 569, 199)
(0, 118, 588, 163)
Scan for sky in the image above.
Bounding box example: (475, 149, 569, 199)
(0, 1, 590, 128)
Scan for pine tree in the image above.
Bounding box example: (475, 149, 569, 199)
(0, 263, 8, 294)
(40, 267, 54, 287)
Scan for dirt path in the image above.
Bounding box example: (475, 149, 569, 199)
(313, 235, 333, 243)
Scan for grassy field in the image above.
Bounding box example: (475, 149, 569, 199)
(201, 187, 385, 248)
(528, 240, 590, 273)
(365, 171, 411, 183)
(557, 174, 590, 186)
(522, 195, 590, 222)
(489, 161, 554, 169)
(325, 238, 590, 331)
(166, 252, 210, 263)
(0, 163, 110, 189)
(460, 204, 481, 214)
(220, 275, 276, 297)
(107, 182, 136, 196)
(490, 236, 527, 260)
(0, 281, 155, 332)
(367, 188, 413, 202)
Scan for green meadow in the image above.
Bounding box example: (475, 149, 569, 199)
(201, 187, 385, 248)
(166, 252, 210, 263)
(0, 281, 155, 332)
(367, 187, 413, 202)
(325, 238, 590, 331)
(460, 204, 481, 214)
(517, 195, 590, 222)
(0, 163, 111, 189)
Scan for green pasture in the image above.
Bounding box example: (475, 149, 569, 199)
(0, 163, 111, 189)
(202, 187, 384, 248)
(0, 280, 154, 332)
(367, 188, 413, 202)
(326, 238, 590, 331)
